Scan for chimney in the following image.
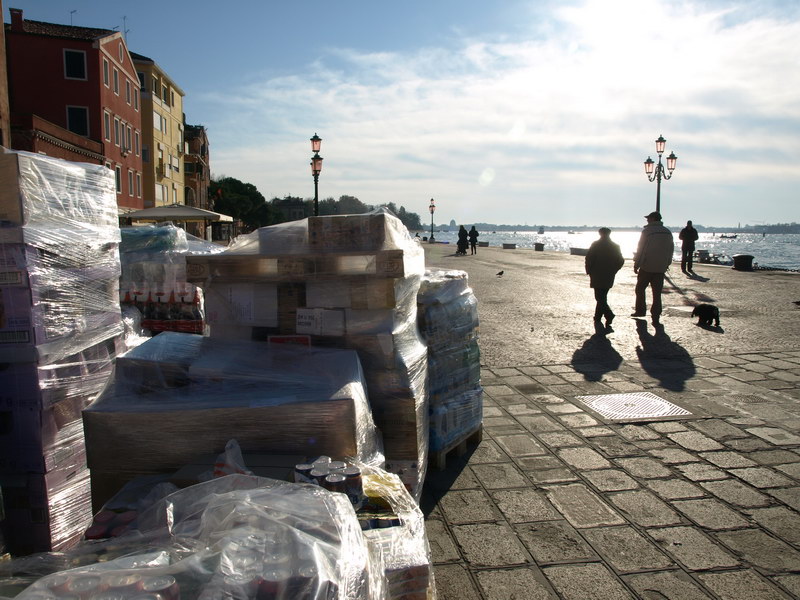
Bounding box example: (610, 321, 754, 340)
(10, 8, 24, 32)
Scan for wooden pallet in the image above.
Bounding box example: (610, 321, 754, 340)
(429, 425, 483, 471)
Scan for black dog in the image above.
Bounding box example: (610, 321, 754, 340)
(691, 304, 720, 327)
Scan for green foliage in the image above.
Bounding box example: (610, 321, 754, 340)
(210, 177, 277, 231)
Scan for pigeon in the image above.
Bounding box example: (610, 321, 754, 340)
(496, 271, 504, 277)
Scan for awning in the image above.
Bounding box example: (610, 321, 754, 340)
(126, 203, 234, 223)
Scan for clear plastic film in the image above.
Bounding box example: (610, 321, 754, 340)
(83, 333, 384, 478)
(417, 271, 483, 453)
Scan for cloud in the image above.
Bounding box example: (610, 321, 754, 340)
(204, 0, 800, 225)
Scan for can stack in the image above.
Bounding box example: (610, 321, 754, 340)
(417, 270, 483, 460)
(0, 150, 125, 554)
(186, 211, 430, 498)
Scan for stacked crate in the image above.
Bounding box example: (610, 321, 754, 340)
(186, 211, 430, 498)
(0, 150, 124, 554)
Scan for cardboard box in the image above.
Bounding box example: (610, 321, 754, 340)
(308, 214, 387, 252)
(296, 308, 345, 336)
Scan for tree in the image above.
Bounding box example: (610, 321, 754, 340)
(210, 176, 277, 231)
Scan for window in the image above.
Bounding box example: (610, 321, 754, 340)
(114, 118, 120, 146)
(134, 92, 139, 111)
(118, 42, 124, 62)
(172, 155, 180, 173)
(126, 80, 131, 104)
(155, 184, 165, 204)
(134, 131, 140, 155)
(103, 112, 111, 141)
(64, 50, 87, 80)
(152, 76, 158, 96)
(142, 146, 150, 163)
(184, 162, 195, 174)
(126, 125, 132, 151)
(171, 91, 175, 106)
(66, 106, 89, 136)
(115, 166, 122, 193)
(128, 170, 133, 194)
(138, 72, 146, 91)
(153, 112, 161, 131)
(113, 69, 119, 94)
(136, 173, 141, 197)
(162, 85, 169, 104)
(103, 59, 109, 86)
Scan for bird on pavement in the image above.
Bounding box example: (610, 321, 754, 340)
(496, 271, 504, 277)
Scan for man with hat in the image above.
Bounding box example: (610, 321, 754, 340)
(631, 211, 675, 324)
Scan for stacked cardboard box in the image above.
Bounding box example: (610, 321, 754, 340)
(418, 270, 483, 454)
(186, 211, 430, 498)
(0, 150, 124, 554)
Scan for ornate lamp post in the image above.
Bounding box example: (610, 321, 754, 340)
(428, 198, 436, 242)
(310, 133, 323, 216)
(644, 134, 677, 214)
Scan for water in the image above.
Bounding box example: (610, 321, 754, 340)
(423, 230, 800, 271)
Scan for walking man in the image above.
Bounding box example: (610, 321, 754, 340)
(632, 211, 675, 324)
(468, 226, 479, 255)
(679, 219, 699, 273)
(585, 227, 624, 330)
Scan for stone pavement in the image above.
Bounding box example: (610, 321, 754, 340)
(420, 244, 800, 599)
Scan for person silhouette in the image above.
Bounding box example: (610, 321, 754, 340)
(585, 227, 624, 329)
(468, 226, 479, 255)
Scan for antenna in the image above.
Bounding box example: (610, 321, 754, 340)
(69, 9, 76, 25)
(122, 16, 130, 43)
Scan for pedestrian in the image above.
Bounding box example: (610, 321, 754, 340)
(585, 227, 625, 329)
(632, 211, 675, 324)
(468, 226, 479, 255)
(679, 219, 699, 273)
(457, 225, 469, 255)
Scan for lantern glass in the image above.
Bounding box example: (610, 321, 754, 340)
(655, 135, 666, 155)
(429, 199, 435, 214)
(311, 154, 323, 174)
(311, 134, 322, 153)
(644, 157, 655, 175)
(666, 152, 677, 171)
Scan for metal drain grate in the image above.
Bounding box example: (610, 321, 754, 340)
(727, 394, 770, 404)
(575, 392, 691, 421)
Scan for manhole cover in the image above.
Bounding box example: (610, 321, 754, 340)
(728, 394, 770, 404)
(575, 392, 692, 421)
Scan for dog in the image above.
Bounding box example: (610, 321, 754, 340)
(691, 303, 720, 327)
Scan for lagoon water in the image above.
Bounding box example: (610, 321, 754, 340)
(424, 230, 800, 271)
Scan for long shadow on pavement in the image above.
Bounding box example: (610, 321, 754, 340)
(571, 323, 623, 381)
(635, 319, 696, 391)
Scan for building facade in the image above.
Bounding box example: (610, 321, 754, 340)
(4, 8, 143, 210)
(132, 52, 185, 209)
(183, 123, 210, 210)
(0, 0, 11, 147)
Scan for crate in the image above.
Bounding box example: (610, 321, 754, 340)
(429, 424, 483, 471)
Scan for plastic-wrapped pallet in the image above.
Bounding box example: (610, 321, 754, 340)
(0, 150, 125, 555)
(185, 209, 430, 500)
(417, 270, 482, 456)
(83, 333, 385, 509)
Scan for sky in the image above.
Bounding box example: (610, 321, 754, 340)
(7, 0, 800, 228)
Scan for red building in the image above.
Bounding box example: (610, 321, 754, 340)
(4, 8, 143, 210)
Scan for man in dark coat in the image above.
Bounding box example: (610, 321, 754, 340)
(679, 219, 699, 273)
(585, 227, 625, 329)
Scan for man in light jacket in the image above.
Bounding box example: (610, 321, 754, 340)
(632, 211, 674, 324)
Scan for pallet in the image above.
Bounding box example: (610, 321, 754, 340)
(429, 425, 483, 471)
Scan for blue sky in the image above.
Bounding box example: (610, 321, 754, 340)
(8, 0, 800, 227)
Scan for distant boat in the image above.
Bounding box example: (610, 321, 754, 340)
(568, 230, 576, 234)
(537, 226, 545, 234)
(569, 247, 588, 256)
(720, 234, 737, 239)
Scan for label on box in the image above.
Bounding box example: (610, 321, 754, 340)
(296, 308, 345, 336)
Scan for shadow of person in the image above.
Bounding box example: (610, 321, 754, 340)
(570, 323, 623, 382)
(688, 272, 710, 282)
(635, 320, 696, 392)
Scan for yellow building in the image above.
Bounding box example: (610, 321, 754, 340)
(132, 52, 185, 207)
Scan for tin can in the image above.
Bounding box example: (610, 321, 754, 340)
(311, 455, 331, 466)
(103, 573, 143, 595)
(328, 461, 347, 472)
(65, 574, 105, 598)
(342, 466, 364, 506)
(39, 572, 71, 595)
(293, 463, 315, 484)
(284, 561, 319, 598)
(257, 567, 290, 600)
(140, 575, 179, 600)
(309, 467, 330, 486)
(323, 473, 347, 494)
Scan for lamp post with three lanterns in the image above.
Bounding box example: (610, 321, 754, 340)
(310, 133, 323, 216)
(643, 135, 677, 214)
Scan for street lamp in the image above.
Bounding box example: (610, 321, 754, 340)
(428, 198, 436, 242)
(310, 133, 323, 216)
(644, 134, 677, 214)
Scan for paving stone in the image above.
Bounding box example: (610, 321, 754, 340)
(470, 462, 530, 489)
(715, 529, 800, 572)
(649, 447, 701, 464)
(537, 431, 584, 448)
(534, 375, 568, 386)
(451, 522, 532, 567)
(608, 490, 682, 527)
(697, 570, 791, 600)
(433, 563, 481, 600)
(583, 469, 639, 492)
(767, 487, 800, 511)
(505, 403, 543, 416)
(614, 457, 673, 478)
(529, 393, 566, 404)
(543, 563, 634, 600)
(557, 413, 599, 428)
(484, 384, 518, 397)
(650, 422, 690, 433)
(493, 368, 523, 377)
(494, 434, 548, 457)
(775, 462, 800, 480)
(447, 465, 483, 490)
(427, 465, 481, 491)
(484, 415, 520, 429)
(506, 375, 537, 387)
(672, 498, 751, 530)
(700, 479, 772, 507)
(750, 450, 800, 465)
(725, 436, 775, 452)
(591, 436, 643, 458)
(475, 567, 557, 600)
(517, 414, 565, 433)
(577, 426, 616, 437)
(515, 520, 597, 564)
(676, 462, 729, 481)
(519, 366, 551, 376)
(700, 451, 758, 469)
(646, 479, 706, 500)
(748, 506, 800, 545)
(746, 426, 800, 445)
(667, 431, 726, 451)
(491, 488, 561, 524)
(543, 483, 625, 528)
(425, 518, 461, 563)
(623, 570, 712, 600)
(729, 467, 795, 488)
(527, 468, 579, 484)
(617, 424, 662, 441)
(557, 447, 612, 470)
(726, 416, 766, 426)
(649, 526, 740, 570)
(543, 403, 582, 414)
(582, 526, 674, 572)
(440, 489, 501, 524)
(773, 574, 800, 597)
(469, 439, 510, 463)
(483, 406, 505, 417)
